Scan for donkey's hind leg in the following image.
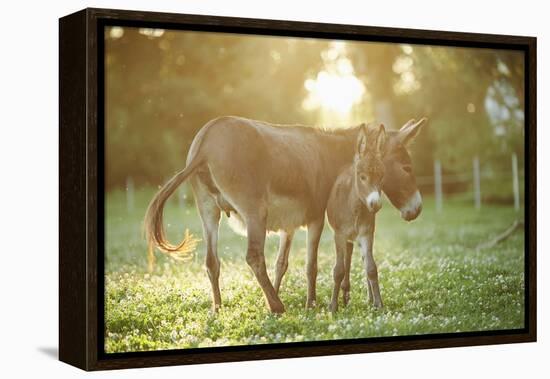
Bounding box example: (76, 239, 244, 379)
(244, 207, 285, 314)
(192, 178, 222, 312)
(306, 218, 324, 308)
(274, 230, 294, 295)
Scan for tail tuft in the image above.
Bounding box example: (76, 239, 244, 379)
(161, 229, 201, 261)
(147, 229, 201, 272)
(143, 158, 202, 271)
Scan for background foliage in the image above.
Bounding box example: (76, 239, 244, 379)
(105, 27, 525, 201)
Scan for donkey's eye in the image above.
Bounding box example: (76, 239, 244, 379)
(403, 165, 412, 174)
(359, 174, 367, 181)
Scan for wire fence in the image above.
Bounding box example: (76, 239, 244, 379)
(416, 153, 523, 212)
(123, 153, 524, 214)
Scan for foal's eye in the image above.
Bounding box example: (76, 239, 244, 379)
(359, 174, 367, 181)
(403, 165, 413, 174)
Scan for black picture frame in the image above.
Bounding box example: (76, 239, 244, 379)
(59, 7, 537, 371)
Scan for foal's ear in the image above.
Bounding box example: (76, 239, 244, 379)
(398, 117, 427, 146)
(356, 124, 368, 156)
(376, 124, 386, 153)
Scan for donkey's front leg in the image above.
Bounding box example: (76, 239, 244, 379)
(193, 179, 222, 312)
(341, 241, 354, 307)
(329, 233, 347, 313)
(274, 230, 294, 295)
(359, 221, 383, 308)
(306, 218, 324, 308)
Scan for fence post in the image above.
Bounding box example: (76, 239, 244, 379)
(434, 159, 443, 213)
(512, 153, 520, 211)
(178, 185, 186, 210)
(473, 156, 481, 210)
(126, 176, 135, 214)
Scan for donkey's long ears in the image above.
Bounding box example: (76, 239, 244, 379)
(356, 124, 368, 156)
(376, 124, 386, 153)
(398, 117, 427, 146)
(358, 123, 386, 156)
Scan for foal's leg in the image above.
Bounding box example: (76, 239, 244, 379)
(359, 220, 383, 308)
(367, 278, 375, 304)
(245, 209, 285, 314)
(274, 230, 294, 295)
(306, 218, 324, 308)
(341, 242, 354, 307)
(329, 233, 347, 313)
(192, 179, 222, 312)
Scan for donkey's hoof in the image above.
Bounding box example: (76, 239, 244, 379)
(270, 302, 285, 314)
(373, 301, 383, 309)
(329, 303, 339, 313)
(306, 301, 317, 310)
(342, 292, 350, 306)
(306, 296, 317, 309)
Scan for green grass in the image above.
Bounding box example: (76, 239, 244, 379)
(105, 187, 525, 353)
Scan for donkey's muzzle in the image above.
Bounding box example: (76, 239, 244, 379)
(366, 191, 382, 213)
(400, 190, 422, 221)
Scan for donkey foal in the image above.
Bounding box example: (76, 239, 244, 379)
(327, 123, 386, 312)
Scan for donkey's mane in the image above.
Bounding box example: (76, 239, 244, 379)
(234, 116, 401, 143)
(263, 120, 401, 137)
(276, 123, 402, 143)
(254, 118, 362, 136)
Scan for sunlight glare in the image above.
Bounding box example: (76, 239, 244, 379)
(109, 27, 124, 39)
(303, 60, 365, 115)
(139, 28, 165, 38)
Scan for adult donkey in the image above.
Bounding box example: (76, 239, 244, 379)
(144, 116, 425, 313)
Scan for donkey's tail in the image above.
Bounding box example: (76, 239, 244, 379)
(144, 157, 202, 272)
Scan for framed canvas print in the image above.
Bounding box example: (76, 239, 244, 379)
(59, 8, 536, 371)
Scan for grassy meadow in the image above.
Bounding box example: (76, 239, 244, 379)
(104, 187, 525, 353)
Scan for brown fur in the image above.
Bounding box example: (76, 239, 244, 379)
(325, 119, 427, 312)
(327, 124, 386, 312)
(144, 116, 426, 313)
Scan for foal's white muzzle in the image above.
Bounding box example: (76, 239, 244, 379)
(400, 190, 422, 221)
(366, 191, 382, 213)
